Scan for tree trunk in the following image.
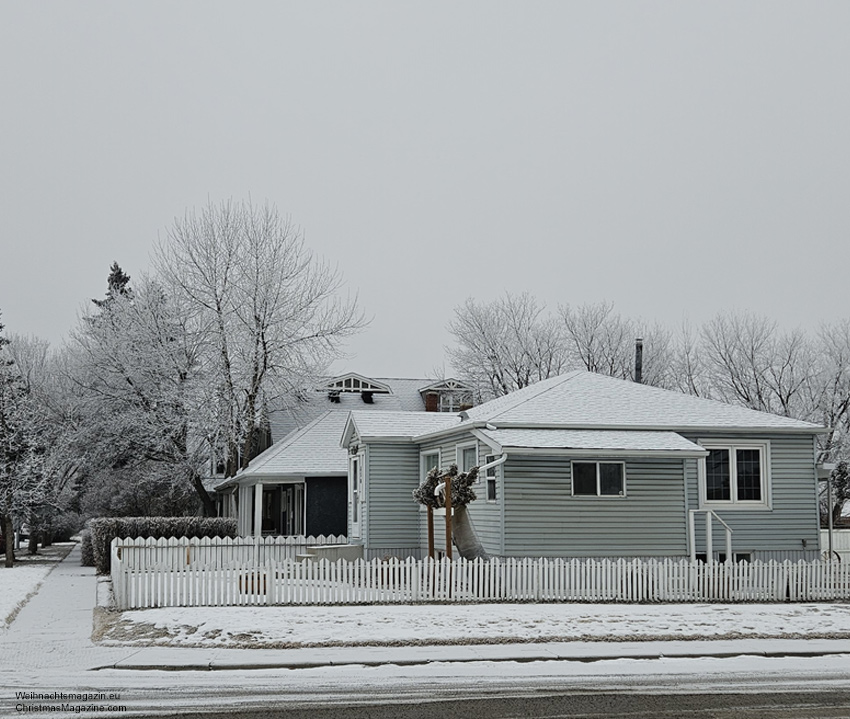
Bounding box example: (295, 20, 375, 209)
(28, 532, 38, 555)
(3, 516, 14, 568)
(191, 470, 217, 517)
(452, 505, 489, 560)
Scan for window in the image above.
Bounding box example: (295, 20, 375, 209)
(484, 454, 498, 501)
(700, 441, 770, 507)
(457, 443, 477, 472)
(571, 461, 625, 496)
(421, 450, 440, 482)
(349, 455, 363, 537)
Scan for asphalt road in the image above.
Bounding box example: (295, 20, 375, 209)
(150, 690, 850, 719)
(6, 655, 850, 718)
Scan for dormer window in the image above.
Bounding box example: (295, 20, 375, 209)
(419, 379, 474, 412)
(320, 374, 391, 405)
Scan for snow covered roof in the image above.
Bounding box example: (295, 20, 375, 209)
(458, 371, 824, 433)
(215, 411, 351, 489)
(341, 411, 461, 446)
(476, 428, 708, 458)
(267, 376, 434, 441)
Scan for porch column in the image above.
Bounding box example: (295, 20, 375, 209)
(253, 482, 264, 537)
(238, 484, 251, 536)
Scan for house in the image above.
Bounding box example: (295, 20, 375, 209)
(340, 370, 827, 562)
(213, 373, 474, 537)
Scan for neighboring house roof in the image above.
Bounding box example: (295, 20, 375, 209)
(214, 374, 472, 489)
(341, 411, 460, 446)
(475, 428, 708, 458)
(267, 376, 459, 441)
(456, 371, 824, 434)
(217, 411, 352, 489)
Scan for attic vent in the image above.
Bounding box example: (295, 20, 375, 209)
(361, 391, 374, 404)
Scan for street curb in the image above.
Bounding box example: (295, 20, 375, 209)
(92, 648, 850, 672)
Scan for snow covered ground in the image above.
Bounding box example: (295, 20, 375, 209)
(0, 564, 53, 628)
(99, 600, 850, 649)
(0, 543, 74, 628)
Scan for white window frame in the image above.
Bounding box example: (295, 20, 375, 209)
(421, 449, 441, 482)
(570, 460, 627, 497)
(698, 439, 772, 510)
(456, 441, 478, 473)
(484, 453, 499, 502)
(420, 449, 441, 513)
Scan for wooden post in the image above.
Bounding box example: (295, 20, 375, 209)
(427, 505, 434, 559)
(444, 474, 453, 560)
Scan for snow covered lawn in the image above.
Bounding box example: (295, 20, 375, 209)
(0, 543, 75, 628)
(98, 601, 850, 649)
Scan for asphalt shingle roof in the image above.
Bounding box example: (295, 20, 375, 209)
(461, 371, 823, 432)
(267, 377, 433, 441)
(346, 411, 460, 440)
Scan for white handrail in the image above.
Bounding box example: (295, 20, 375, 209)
(688, 509, 733, 564)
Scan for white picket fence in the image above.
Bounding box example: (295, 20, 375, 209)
(111, 535, 347, 570)
(110, 538, 850, 610)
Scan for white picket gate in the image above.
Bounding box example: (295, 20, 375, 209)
(110, 538, 850, 609)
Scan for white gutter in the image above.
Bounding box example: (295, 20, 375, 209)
(412, 421, 829, 443)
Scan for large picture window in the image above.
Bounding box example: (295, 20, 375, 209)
(571, 461, 625, 496)
(700, 441, 770, 507)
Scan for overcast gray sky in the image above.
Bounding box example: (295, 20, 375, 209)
(1, 2, 848, 378)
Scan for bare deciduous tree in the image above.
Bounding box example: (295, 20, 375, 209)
(700, 311, 812, 417)
(154, 200, 365, 477)
(447, 293, 568, 400)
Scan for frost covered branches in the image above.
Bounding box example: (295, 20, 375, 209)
(0, 315, 54, 565)
(447, 293, 568, 399)
(412, 463, 478, 509)
(69, 274, 211, 515)
(155, 200, 365, 478)
(448, 294, 672, 399)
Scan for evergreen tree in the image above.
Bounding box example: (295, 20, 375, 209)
(92, 262, 132, 309)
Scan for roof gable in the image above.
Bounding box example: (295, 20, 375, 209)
(341, 411, 460, 447)
(323, 373, 392, 394)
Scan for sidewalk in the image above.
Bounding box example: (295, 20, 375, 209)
(2, 544, 849, 675)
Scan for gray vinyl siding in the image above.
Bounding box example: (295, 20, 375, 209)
(364, 442, 421, 553)
(418, 432, 503, 557)
(683, 433, 820, 558)
(502, 455, 687, 557)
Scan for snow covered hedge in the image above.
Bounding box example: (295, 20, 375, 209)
(80, 529, 94, 567)
(90, 517, 237, 574)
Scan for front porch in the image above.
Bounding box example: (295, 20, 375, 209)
(220, 476, 348, 538)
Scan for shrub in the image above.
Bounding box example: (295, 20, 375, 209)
(51, 512, 84, 543)
(80, 529, 95, 567)
(90, 516, 237, 574)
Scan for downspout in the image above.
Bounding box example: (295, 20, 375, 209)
(434, 454, 507, 496)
